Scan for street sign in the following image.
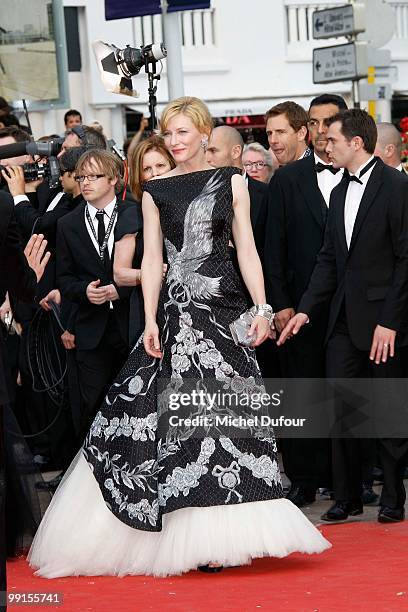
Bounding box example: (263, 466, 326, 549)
(359, 82, 392, 100)
(313, 4, 365, 40)
(373, 65, 398, 82)
(313, 42, 368, 84)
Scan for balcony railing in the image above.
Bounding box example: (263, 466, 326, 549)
(131, 8, 215, 48)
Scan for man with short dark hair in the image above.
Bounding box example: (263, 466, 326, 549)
(264, 94, 348, 507)
(0, 126, 32, 168)
(279, 109, 408, 523)
(265, 101, 309, 166)
(58, 125, 107, 157)
(64, 109, 82, 130)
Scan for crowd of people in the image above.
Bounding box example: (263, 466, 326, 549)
(1, 92, 408, 588)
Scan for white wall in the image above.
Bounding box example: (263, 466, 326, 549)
(28, 0, 408, 142)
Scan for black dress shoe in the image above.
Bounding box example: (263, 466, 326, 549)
(378, 506, 405, 523)
(198, 565, 223, 573)
(362, 484, 380, 506)
(285, 485, 316, 507)
(321, 500, 363, 522)
(372, 467, 384, 483)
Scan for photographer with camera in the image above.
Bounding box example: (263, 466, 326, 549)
(0, 127, 33, 176)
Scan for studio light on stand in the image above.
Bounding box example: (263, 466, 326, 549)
(93, 40, 167, 130)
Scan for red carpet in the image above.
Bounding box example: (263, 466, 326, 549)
(6, 521, 408, 611)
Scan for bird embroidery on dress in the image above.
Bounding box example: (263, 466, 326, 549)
(165, 171, 225, 303)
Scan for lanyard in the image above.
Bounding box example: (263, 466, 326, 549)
(86, 204, 118, 260)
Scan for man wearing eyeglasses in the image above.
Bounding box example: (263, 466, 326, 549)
(56, 149, 132, 441)
(264, 94, 348, 508)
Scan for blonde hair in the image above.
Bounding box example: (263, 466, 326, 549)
(75, 149, 123, 192)
(129, 136, 176, 201)
(160, 96, 213, 137)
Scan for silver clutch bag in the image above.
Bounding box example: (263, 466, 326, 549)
(229, 310, 257, 347)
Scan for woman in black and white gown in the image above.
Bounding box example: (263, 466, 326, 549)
(28, 97, 330, 578)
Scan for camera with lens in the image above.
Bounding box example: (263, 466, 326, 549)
(0, 138, 64, 188)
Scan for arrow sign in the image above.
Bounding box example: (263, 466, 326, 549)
(315, 18, 324, 32)
(313, 42, 368, 84)
(312, 4, 365, 40)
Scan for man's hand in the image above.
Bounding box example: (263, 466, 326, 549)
(86, 279, 108, 305)
(274, 307, 295, 333)
(61, 330, 76, 350)
(24, 234, 51, 282)
(277, 313, 309, 346)
(104, 284, 119, 301)
(1, 165, 26, 196)
(370, 325, 396, 365)
(39, 289, 61, 312)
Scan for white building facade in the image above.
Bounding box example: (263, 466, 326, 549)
(29, 0, 408, 144)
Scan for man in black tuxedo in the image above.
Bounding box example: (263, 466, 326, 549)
(374, 122, 406, 173)
(206, 126, 278, 377)
(279, 109, 408, 523)
(0, 192, 50, 606)
(265, 94, 347, 507)
(57, 149, 131, 440)
(206, 125, 268, 261)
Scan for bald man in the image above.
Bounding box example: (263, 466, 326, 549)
(206, 127, 279, 379)
(206, 126, 269, 263)
(375, 122, 405, 173)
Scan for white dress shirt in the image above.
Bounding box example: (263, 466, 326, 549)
(314, 153, 344, 207)
(13, 190, 64, 211)
(85, 197, 117, 309)
(396, 163, 403, 172)
(85, 197, 117, 258)
(344, 156, 376, 249)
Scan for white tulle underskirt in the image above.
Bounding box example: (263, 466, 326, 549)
(28, 453, 331, 578)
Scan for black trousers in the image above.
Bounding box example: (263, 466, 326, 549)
(326, 315, 408, 508)
(76, 313, 128, 443)
(279, 322, 331, 490)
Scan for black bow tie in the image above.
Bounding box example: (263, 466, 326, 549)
(345, 157, 377, 185)
(315, 162, 340, 175)
(347, 175, 363, 185)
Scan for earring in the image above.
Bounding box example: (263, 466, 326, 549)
(201, 138, 208, 149)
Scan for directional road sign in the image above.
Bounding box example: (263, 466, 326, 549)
(313, 4, 365, 40)
(313, 42, 368, 84)
(359, 82, 391, 101)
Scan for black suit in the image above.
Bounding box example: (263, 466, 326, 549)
(0, 192, 38, 603)
(56, 199, 132, 438)
(299, 159, 408, 507)
(265, 154, 332, 490)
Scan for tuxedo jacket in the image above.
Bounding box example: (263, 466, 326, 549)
(299, 159, 408, 350)
(56, 200, 133, 351)
(264, 154, 328, 316)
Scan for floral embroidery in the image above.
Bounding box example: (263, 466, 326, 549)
(212, 461, 243, 503)
(158, 438, 216, 505)
(219, 437, 281, 487)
